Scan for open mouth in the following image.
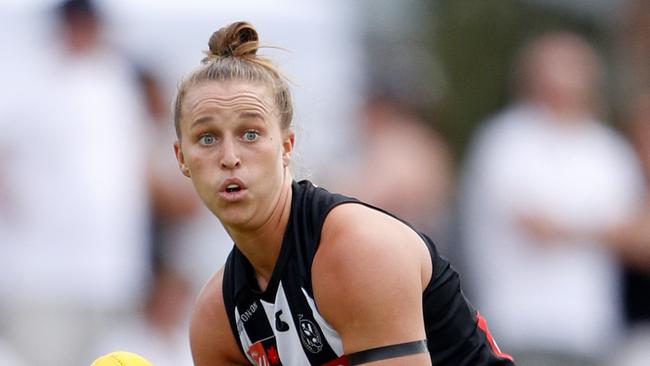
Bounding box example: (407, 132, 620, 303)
(225, 184, 242, 193)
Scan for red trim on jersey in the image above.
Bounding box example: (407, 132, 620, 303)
(476, 311, 514, 362)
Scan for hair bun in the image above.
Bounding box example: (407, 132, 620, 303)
(204, 21, 259, 62)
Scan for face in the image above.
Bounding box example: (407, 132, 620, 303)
(174, 80, 294, 230)
(526, 37, 600, 117)
(537, 47, 596, 109)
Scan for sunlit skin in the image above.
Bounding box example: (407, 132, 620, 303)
(174, 80, 294, 286)
(181, 81, 432, 366)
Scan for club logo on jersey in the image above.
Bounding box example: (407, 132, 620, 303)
(275, 310, 290, 332)
(298, 314, 323, 353)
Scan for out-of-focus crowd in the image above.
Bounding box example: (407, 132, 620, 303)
(1, 1, 649, 366)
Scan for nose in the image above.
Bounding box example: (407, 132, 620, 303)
(220, 137, 241, 169)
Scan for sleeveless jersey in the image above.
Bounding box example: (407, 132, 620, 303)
(222, 180, 515, 365)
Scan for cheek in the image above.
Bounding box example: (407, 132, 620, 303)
(186, 148, 217, 179)
(254, 143, 285, 177)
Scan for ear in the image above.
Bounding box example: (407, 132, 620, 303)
(282, 130, 295, 167)
(174, 141, 191, 177)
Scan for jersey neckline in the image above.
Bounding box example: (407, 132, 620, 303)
(234, 180, 300, 302)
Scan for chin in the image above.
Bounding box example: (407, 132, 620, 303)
(216, 209, 254, 229)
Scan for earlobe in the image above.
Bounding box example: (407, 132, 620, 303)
(173, 141, 191, 178)
(282, 131, 295, 167)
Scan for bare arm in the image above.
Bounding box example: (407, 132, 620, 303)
(190, 266, 249, 366)
(605, 205, 650, 270)
(312, 203, 433, 365)
(517, 205, 650, 270)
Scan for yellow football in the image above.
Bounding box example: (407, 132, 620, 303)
(91, 351, 154, 366)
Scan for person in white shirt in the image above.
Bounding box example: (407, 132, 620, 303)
(459, 31, 645, 366)
(0, 1, 150, 365)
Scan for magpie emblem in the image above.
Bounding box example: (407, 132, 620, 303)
(275, 310, 290, 332)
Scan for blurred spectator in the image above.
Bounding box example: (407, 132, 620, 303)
(605, 2, 650, 363)
(136, 67, 200, 274)
(608, 90, 650, 366)
(0, 0, 150, 365)
(327, 95, 454, 243)
(610, 91, 650, 270)
(135, 67, 233, 295)
(90, 264, 194, 366)
(137, 68, 199, 231)
(459, 31, 645, 366)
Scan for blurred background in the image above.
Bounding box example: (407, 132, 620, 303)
(1, 0, 649, 365)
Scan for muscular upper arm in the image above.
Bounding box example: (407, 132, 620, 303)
(190, 266, 249, 366)
(312, 203, 433, 365)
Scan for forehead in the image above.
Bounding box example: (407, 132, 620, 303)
(184, 80, 274, 113)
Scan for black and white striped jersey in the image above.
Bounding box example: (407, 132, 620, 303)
(222, 180, 515, 366)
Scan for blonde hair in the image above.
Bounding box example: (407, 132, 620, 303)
(173, 21, 293, 137)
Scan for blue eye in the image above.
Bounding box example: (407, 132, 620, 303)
(199, 134, 215, 145)
(243, 131, 259, 141)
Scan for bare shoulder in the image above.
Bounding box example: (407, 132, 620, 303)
(319, 203, 431, 258)
(315, 203, 431, 282)
(190, 266, 248, 366)
(312, 203, 432, 359)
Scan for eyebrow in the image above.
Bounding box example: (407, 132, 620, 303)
(239, 111, 266, 120)
(190, 116, 214, 129)
(189, 111, 266, 130)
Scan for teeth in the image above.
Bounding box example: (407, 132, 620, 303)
(226, 183, 240, 193)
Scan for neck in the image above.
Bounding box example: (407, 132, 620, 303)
(525, 101, 590, 125)
(548, 104, 590, 123)
(228, 174, 293, 290)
